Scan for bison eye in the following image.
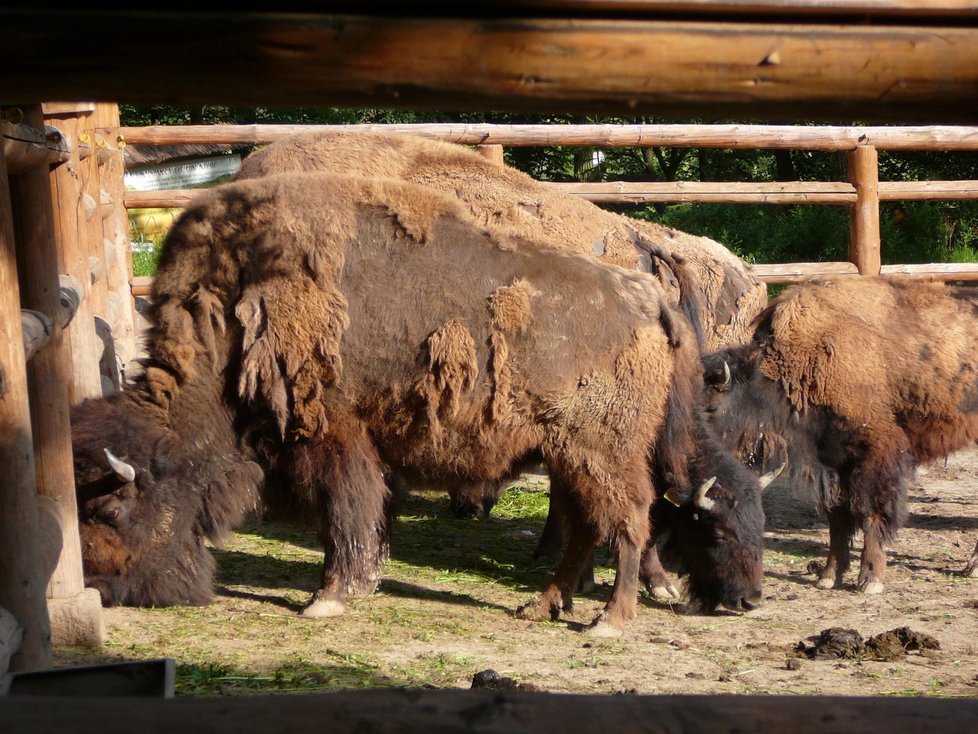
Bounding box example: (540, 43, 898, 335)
(714, 527, 735, 544)
(98, 507, 120, 523)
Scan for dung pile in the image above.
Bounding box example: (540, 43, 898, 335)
(795, 626, 940, 661)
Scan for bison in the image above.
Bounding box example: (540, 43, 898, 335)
(235, 129, 770, 594)
(702, 276, 978, 594)
(235, 129, 768, 352)
(73, 172, 766, 635)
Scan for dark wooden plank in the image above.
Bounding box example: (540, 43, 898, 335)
(1, 689, 977, 734)
(2, 12, 978, 122)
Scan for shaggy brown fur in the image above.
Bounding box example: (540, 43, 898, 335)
(74, 172, 764, 633)
(703, 276, 978, 593)
(235, 130, 767, 351)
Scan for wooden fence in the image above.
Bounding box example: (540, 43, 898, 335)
(119, 122, 978, 289)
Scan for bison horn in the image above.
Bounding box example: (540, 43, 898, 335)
(757, 462, 787, 490)
(694, 476, 717, 511)
(104, 448, 136, 483)
(720, 361, 731, 388)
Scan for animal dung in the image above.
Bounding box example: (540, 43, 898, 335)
(794, 626, 940, 661)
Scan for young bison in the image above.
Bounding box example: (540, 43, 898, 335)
(702, 276, 978, 595)
(73, 173, 765, 635)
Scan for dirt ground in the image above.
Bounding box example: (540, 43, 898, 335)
(54, 445, 978, 698)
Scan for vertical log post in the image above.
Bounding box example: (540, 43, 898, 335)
(94, 103, 137, 382)
(8, 105, 105, 649)
(0, 123, 54, 673)
(44, 105, 105, 403)
(475, 144, 505, 165)
(847, 144, 881, 276)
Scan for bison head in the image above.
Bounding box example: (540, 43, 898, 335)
(72, 394, 262, 607)
(656, 427, 782, 613)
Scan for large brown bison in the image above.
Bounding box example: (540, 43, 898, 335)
(702, 276, 978, 594)
(234, 130, 770, 591)
(73, 173, 767, 635)
(235, 129, 768, 351)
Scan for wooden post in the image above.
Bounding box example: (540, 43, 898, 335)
(44, 106, 105, 403)
(848, 145, 881, 276)
(0, 123, 53, 673)
(475, 144, 505, 165)
(8, 105, 104, 649)
(93, 103, 137, 384)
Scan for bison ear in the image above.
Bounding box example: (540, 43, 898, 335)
(663, 487, 685, 507)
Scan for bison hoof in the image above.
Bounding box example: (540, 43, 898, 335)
(586, 614, 624, 638)
(578, 577, 597, 595)
(859, 580, 885, 595)
(963, 563, 978, 579)
(516, 598, 559, 622)
(814, 577, 836, 590)
(649, 584, 681, 601)
(301, 597, 347, 618)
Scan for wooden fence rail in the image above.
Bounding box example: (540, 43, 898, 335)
(115, 123, 978, 284)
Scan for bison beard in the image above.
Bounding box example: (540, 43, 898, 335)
(73, 172, 765, 634)
(703, 276, 978, 595)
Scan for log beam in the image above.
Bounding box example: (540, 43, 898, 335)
(1, 688, 978, 734)
(2, 119, 72, 174)
(0, 117, 52, 674)
(3, 13, 978, 123)
(45, 106, 106, 404)
(848, 145, 882, 276)
(125, 180, 978, 210)
(117, 123, 978, 151)
(8, 105, 104, 650)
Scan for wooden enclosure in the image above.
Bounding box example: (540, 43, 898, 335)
(120, 121, 978, 290)
(2, 1, 978, 729)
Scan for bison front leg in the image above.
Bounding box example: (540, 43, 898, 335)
(292, 429, 391, 619)
(640, 542, 680, 601)
(815, 507, 853, 590)
(516, 519, 598, 623)
(533, 477, 597, 593)
(587, 533, 643, 638)
(857, 517, 887, 594)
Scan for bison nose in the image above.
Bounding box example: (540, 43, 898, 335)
(740, 596, 762, 612)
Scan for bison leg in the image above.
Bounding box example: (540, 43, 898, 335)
(293, 429, 391, 619)
(815, 507, 853, 590)
(516, 520, 598, 623)
(640, 543, 680, 601)
(533, 480, 568, 562)
(857, 517, 887, 594)
(964, 538, 978, 578)
(587, 538, 642, 638)
(533, 478, 597, 593)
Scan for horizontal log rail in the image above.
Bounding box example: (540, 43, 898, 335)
(119, 123, 978, 287)
(116, 123, 978, 152)
(126, 179, 978, 209)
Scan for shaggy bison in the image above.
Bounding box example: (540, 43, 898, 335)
(702, 276, 978, 594)
(235, 129, 768, 351)
(73, 173, 766, 634)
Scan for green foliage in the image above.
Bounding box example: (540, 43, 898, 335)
(131, 235, 164, 277)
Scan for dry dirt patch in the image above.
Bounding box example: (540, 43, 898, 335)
(56, 451, 978, 697)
